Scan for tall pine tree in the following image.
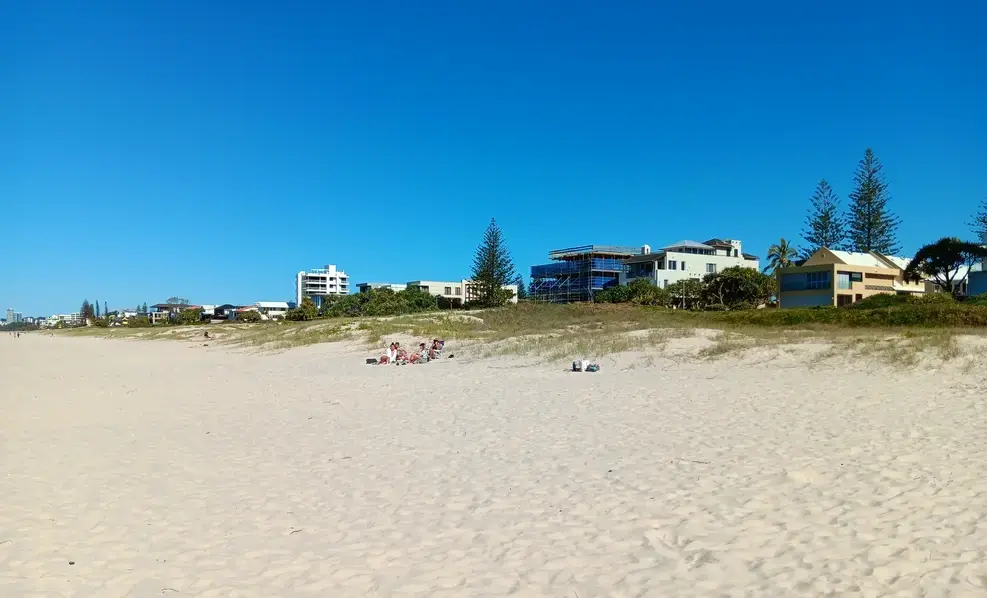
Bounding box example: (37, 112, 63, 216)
(470, 218, 517, 307)
(800, 179, 846, 257)
(846, 148, 900, 254)
(95, 300, 100, 318)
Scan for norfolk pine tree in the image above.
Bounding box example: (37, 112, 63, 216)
(470, 218, 517, 307)
(846, 148, 900, 254)
(800, 179, 846, 257)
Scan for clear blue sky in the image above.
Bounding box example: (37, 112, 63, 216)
(2, 1, 985, 315)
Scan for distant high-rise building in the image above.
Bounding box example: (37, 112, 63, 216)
(296, 264, 349, 308)
(5, 308, 13, 324)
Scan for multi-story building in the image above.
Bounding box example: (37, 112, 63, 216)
(530, 245, 644, 303)
(5, 308, 14, 324)
(776, 248, 932, 308)
(296, 264, 349, 308)
(622, 238, 760, 289)
(47, 313, 83, 327)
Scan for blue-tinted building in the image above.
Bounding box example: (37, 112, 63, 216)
(530, 245, 644, 303)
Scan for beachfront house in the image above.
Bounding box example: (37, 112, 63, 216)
(296, 264, 349, 309)
(406, 280, 519, 306)
(775, 248, 935, 308)
(255, 301, 290, 320)
(621, 239, 759, 289)
(148, 303, 199, 324)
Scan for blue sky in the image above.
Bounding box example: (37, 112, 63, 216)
(2, 1, 985, 315)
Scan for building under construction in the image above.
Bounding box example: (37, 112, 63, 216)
(529, 245, 645, 303)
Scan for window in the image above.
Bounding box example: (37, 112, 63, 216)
(455, 287, 462, 295)
(734, 249, 739, 257)
(667, 260, 677, 270)
(706, 263, 717, 274)
(444, 287, 452, 295)
(806, 271, 830, 290)
(681, 261, 686, 271)
(837, 272, 851, 289)
(850, 272, 863, 282)
(837, 294, 853, 307)
(663, 279, 669, 288)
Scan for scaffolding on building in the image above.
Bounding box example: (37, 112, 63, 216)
(529, 245, 644, 303)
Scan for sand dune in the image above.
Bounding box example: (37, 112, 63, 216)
(3, 333, 987, 597)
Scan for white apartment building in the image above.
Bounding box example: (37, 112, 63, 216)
(296, 264, 349, 308)
(622, 238, 760, 288)
(47, 313, 83, 327)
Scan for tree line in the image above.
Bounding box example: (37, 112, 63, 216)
(766, 148, 903, 272)
(760, 147, 987, 297)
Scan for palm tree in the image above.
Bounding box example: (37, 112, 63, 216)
(764, 237, 798, 273)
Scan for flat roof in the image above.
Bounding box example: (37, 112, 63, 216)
(624, 252, 666, 264)
(548, 245, 642, 260)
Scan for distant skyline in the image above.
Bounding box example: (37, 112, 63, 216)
(3, 1, 985, 314)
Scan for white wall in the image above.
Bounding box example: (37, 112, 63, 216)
(630, 250, 759, 288)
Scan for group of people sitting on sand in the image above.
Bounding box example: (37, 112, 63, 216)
(379, 339, 445, 365)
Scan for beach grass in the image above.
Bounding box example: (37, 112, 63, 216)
(51, 302, 987, 363)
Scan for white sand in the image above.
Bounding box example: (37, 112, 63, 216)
(3, 334, 987, 597)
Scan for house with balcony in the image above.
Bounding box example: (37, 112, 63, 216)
(776, 248, 931, 308)
(255, 301, 290, 320)
(148, 303, 200, 324)
(621, 239, 759, 289)
(407, 280, 519, 306)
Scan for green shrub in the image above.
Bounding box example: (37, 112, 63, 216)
(849, 294, 914, 309)
(238, 310, 262, 323)
(126, 317, 151, 328)
(915, 292, 955, 305)
(702, 267, 776, 310)
(286, 297, 319, 321)
(595, 285, 631, 304)
(175, 308, 203, 325)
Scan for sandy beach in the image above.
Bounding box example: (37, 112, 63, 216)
(3, 333, 987, 597)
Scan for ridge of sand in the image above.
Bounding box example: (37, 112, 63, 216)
(3, 334, 987, 597)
